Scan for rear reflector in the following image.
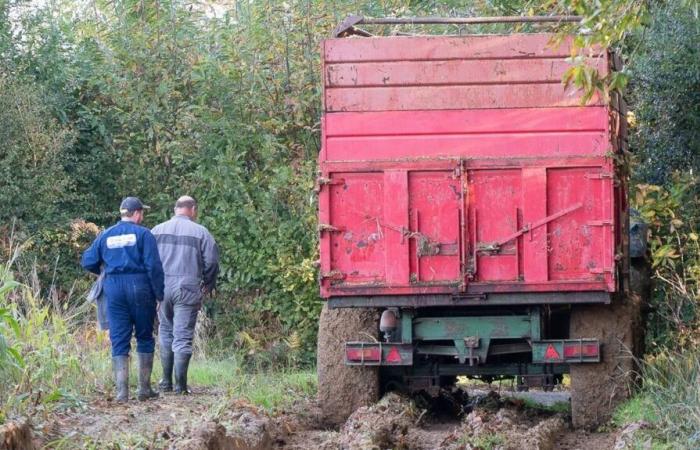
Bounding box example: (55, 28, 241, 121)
(544, 344, 561, 361)
(564, 342, 599, 358)
(385, 346, 401, 363)
(346, 346, 381, 362)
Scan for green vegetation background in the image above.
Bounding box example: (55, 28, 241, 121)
(0, 0, 698, 446)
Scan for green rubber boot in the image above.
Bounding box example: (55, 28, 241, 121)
(112, 355, 129, 403)
(137, 352, 159, 401)
(174, 353, 192, 395)
(159, 347, 174, 392)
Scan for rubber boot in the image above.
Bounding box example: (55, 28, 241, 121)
(174, 352, 192, 395)
(159, 347, 174, 392)
(137, 352, 159, 401)
(112, 355, 129, 403)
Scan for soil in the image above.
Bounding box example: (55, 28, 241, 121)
(316, 304, 380, 426)
(13, 386, 626, 449)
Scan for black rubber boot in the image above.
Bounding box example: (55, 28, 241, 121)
(137, 352, 159, 401)
(159, 347, 174, 392)
(112, 355, 129, 403)
(174, 352, 192, 395)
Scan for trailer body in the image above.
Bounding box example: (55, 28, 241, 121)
(319, 34, 626, 305)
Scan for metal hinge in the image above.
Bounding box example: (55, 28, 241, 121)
(318, 224, 346, 233)
(587, 220, 613, 226)
(314, 177, 345, 193)
(589, 267, 614, 274)
(585, 172, 614, 180)
(320, 270, 346, 281)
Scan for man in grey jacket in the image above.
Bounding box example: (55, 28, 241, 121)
(152, 196, 219, 394)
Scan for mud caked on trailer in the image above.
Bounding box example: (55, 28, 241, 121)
(316, 16, 648, 429)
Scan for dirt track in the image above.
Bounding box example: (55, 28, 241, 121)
(9, 386, 630, 449)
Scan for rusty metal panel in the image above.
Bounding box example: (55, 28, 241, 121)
(327, 173, 386, 286)
(326, 83, 601, 112)
(468, 170, 522, 282)
(323, 34, 608, 112)
(546, 167, 613, 286)
(326, 58, 605, 87)
(323, 34, 579, 63)
(408, 171, 462, 284)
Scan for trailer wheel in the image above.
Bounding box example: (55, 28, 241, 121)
(317, 304, 380, 425)
(569, 296, 643, 429)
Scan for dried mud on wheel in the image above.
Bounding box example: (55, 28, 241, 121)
(569, 295, 643, 430)
(316, 304, 380, 426)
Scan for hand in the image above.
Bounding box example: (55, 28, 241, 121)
(156, 301, 161, 313)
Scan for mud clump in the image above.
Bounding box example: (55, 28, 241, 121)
(0, 419, 35, 450)
(613, 421, 651, 450)
(339, 392, 420, 450)
(173, 403, 271, 450)
(439, 392, 566, 450)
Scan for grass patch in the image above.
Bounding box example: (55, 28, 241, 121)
(613, 394, 659, 426)
(519, 397, 570, 414)
(228, 369, 316, 411)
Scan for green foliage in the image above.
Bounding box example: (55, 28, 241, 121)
(0, 263, 23, 371)
(0, 74, 74, 227)
(628, 2, 700, 184)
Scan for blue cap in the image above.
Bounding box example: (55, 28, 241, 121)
(119, 197, 150, 214)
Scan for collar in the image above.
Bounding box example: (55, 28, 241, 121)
(173, 214, 192, 221)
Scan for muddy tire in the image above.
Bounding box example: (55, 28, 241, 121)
(317, 304, 380, 426)
(569, 295, 643, 429)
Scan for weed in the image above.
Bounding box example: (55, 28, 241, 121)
(459, 432, 505, 450)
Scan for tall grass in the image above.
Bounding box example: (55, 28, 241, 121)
(0, 243, 111, 423)
(641, 350, 700, 446)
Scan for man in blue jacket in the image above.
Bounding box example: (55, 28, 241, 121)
(82, 197, 165, 403)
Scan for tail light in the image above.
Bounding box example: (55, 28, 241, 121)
(346, 346, 381, 362)
(564, 342, 599, 358)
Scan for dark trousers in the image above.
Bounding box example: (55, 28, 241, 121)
(104, 273, 156, 357)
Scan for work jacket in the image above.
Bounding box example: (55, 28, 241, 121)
(151, 215, 219, 292)
(81, 220, 165, 301)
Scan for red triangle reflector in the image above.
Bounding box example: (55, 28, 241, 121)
(386, 346, 401, 363)
(545, 344, 561, 360)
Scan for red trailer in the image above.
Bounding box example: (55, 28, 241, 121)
(316, 18, 646, 430)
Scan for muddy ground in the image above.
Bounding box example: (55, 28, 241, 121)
(3, 386, 637, 449)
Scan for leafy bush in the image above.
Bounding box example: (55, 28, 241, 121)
(634, 174, 700, 348)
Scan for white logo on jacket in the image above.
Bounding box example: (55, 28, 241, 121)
(106, 234, 137, 249)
